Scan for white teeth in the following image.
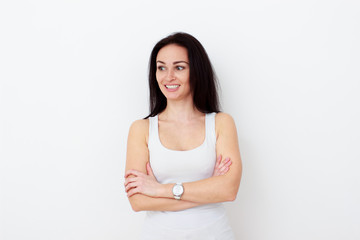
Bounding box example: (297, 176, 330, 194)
(166, 85, 180, 89)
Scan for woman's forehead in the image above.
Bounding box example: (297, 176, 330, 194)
(156, 44, 188, 63)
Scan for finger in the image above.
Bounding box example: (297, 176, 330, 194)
(125, 169, 144, 178)
(125, 169, 141, 178)
(125, 182, 138, 192)
(215, 155, 222, 168)
(146, 162, 155, 177)
(219, 161, 232, 174)
(217, 157, 227, 169)
(218, 167, 228, 176)
(222, 157, 230, 163)
(226, 159, 232, 166)
(127, 187, 140, 197)
(219, 162, 229, 172)
(218, 159, 230, 172)
(223, 158, 231, 167)
(217, 157, 229, 171)
(124, 177, 138, 187)
(213, 156, 222, 176)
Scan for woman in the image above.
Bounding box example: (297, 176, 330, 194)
(125, 32, 242, 239)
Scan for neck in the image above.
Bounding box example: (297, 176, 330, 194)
(160, 98, 203, 122)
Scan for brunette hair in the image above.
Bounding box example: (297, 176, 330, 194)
(146, 32, 220, 118)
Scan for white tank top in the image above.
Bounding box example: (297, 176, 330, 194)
(146, 112, 226, 230)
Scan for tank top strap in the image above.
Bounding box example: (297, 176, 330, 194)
(205, 112, 217, 146)
(148, 115, 160, 149)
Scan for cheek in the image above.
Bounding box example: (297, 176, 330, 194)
(156, 71, 164, 82)
(155, 75, 163, 88)
(181, 71, 190, 82)
(155, 73, 160, 83)
(182, 76, 190, 85)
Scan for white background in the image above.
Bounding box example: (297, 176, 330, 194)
(1, 0, 359, 239)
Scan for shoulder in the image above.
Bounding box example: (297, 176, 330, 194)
(215, 112, 237, 137)
(128, 118, 149, 142)
(215, 112, 235, 127)
(129, 118, 149, 132)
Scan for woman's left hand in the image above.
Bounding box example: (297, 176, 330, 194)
(125, 162, 162, 198)
(212, 155, 232, 177)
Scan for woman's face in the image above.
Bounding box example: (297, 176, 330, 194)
(156, 44, 191, 101)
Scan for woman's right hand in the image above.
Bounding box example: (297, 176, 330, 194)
(212, 155, 232, 177)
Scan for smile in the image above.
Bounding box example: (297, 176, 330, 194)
(165, 85, 180, 89)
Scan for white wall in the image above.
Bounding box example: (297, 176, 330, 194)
(1, 0, 359, 239)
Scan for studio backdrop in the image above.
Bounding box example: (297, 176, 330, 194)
(0, 0, 359, 239)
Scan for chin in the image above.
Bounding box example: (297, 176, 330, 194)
(164, 95, 181, 101)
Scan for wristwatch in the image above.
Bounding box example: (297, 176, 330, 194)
(172, 183, 184, 200)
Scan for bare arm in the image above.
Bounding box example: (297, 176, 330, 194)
(174, 113, 242, 203)
(125, 120, 208, 211)
(126, 113, 242, 204)
(128, 192, 201, 212)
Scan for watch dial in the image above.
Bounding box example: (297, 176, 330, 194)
(174, 185, 183, 195)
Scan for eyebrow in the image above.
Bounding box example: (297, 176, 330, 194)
(156, 60, 189, 65)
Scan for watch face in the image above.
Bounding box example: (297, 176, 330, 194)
(173, 185, 183, 195)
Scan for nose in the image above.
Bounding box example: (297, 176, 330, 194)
(166, 69, 175, 81)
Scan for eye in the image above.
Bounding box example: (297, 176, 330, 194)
(176, 66, 185, 70)
(157, 66, 166, 71)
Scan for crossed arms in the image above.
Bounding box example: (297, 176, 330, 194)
(124, 113, 242, 212)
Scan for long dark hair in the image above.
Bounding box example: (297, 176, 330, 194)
(145, 32, 220, 118)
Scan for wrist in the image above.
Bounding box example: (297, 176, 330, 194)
(159, 184, 173, 198)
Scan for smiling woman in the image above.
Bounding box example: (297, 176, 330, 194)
(125, 32, 242, 240)
(155, 44, 191, 101)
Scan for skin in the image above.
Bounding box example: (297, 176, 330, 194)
(125, 44, 242, 211)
